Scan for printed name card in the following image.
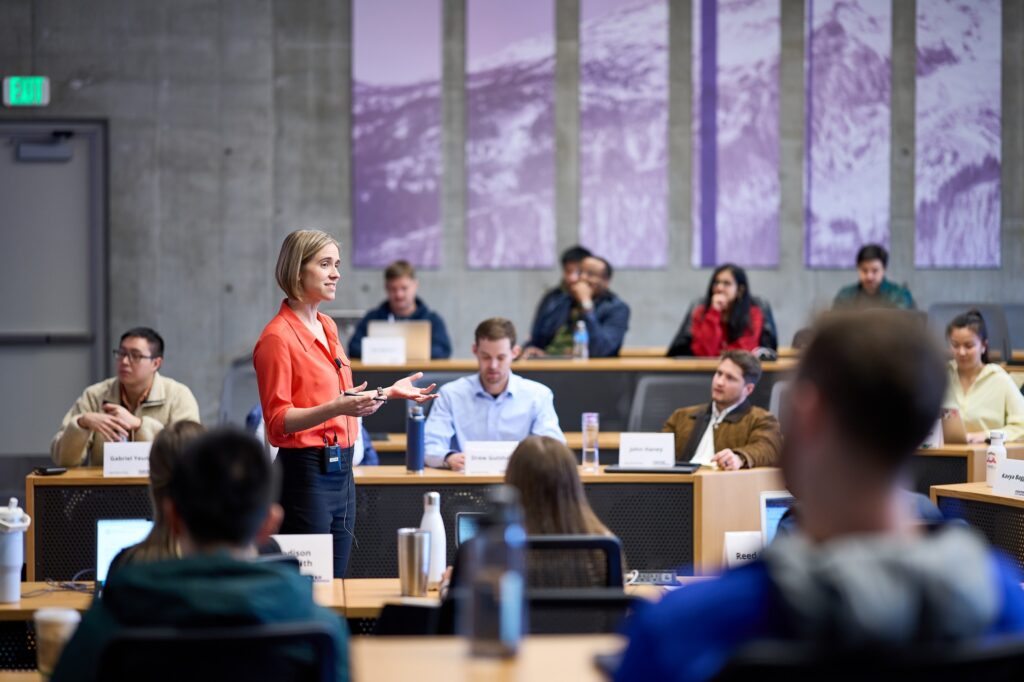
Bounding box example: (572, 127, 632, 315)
(103, 442, 152, 477)
(362, 337, 406, 365)
(994, 457, 1024, 499)
(618, 433, 675, 468)
(723, 531, 763, 569)
(463, 441, 519, 475)
(271, 534, 333, 583)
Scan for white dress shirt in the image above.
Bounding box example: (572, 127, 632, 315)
(690, 399, 745, 466)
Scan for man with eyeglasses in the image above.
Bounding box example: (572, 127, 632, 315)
(51, 327, 200, 467)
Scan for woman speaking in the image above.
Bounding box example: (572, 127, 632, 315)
(254, 230, 435, 577)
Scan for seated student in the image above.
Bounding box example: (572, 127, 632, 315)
(615, 311, 1024, 682)
(348, 259, 452, 359)
(505, 435, 620, 587)
(52, 428, 349, 682)
(662, 350, 782, 469)
(106, 421, 205, 577)
(524, 254, 630, 357)
(523, 245, 591, 358)
(946, 309, 1024, 442)
(832, 243, 916, 310)
(666, 264, 777, 357)
(51, 327, 201, 467)
(424, 318, 565, 470)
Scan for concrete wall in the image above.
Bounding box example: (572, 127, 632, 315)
(1, 0, 1022, 424)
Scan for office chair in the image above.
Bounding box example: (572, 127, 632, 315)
(628, 375, 712, 432)
(97, 621, 337, 682)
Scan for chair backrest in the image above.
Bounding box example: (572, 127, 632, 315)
(526, 589, 637, 635)
(97, 622, 337, 682)
(219, 355, 260, 426)
(1004, 303, 1024, 352)
(525, 535, 624, 588)
(768, 380, 791, 427)
(927, 303, 1011, 362)
(627, 375, 712, 432)
(406, 372, 466, 418)
(714, 636, 1024, 682)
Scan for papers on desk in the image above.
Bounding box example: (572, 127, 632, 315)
(618, 433, 675, 468)
(103, 442, 151, 477)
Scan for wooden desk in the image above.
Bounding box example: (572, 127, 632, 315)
(352, 357, 796, 432)
(373, 432, 622, 453)
(619, 346, 668, 358)
(931, 482, 1024, 571)
(0, 584, 92, 621)
(352, 635, 622, 681)
(27, 466, 782, 581)
(909, 445, 990, 496)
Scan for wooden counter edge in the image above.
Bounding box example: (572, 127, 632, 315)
(930, 483, 1024, 510)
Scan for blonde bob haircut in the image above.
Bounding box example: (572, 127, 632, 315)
(275, 229, 340, 301)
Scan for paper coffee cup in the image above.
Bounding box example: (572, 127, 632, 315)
(34, 608, 81, 677)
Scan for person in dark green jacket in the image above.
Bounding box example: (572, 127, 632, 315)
(832, 244, 916, 310)
(52, 428, 349, 682)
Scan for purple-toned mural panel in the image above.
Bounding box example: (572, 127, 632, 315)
(579, 0, 668, 269)
(804, 0, 891, 269)
(915, 0, 1001, 268)
(692, 0, 780, 268)
(352, 0, 443, 268)
(466, 0, 556, 269)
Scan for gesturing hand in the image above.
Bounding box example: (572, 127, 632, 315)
(335, 382, 384, 417)
(387, 373, 438, 404)
(78, 413, 130, 442)
(103, 403, 143, 431)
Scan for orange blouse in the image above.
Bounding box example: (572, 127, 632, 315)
(253, 301, 357, 449)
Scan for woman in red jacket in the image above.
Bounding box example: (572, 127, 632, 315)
(667, 264, 773, 357)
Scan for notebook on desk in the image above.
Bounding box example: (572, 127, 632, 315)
(95, 518, 153, 591)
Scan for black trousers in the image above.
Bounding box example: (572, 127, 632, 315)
(276, 446, 356, 578)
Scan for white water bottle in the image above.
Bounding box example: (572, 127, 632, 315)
(419, 492, 446, 589)
(986, 431, 1006, 487)
(0, 498, 30, 603)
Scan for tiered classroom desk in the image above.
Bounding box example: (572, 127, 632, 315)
(931, 482, 1024, 571)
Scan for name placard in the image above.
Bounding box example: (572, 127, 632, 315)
(362, 337, 406, 365)
(618, 433, 675, 468)
(994, 457, 1024, 499)
(103, 442, 152, 477)
(463, 441, 518, 475)
(271, 534, 333, 583)
(723, 531, 763, 569)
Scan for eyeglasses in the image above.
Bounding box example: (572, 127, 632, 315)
(112, 349, 155, 364)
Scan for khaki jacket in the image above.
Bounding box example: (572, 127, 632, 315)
(50, 373, 201, 467)
(662, 399, 782, 468)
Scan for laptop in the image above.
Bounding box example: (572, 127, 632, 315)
(95, 518, 153, 589)
(367, 320, 432, 362)
(455, 512, 482, 547)
(760, 491, 795, 545)
(941, 407, 969, 445)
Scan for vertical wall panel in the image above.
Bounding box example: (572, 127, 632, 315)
(579, 0, 668, 268)
(804, 0, 891, 268)
(692, 0, 781, 268)
(466, 0, 556, 269)
(915, 0, 1001, 268)
(352, 0, 442, 268)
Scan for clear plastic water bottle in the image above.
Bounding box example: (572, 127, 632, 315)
(572, 320, 589, 360)
(419, 491, 446, 589)
(581, 412, 600, 473)
(462, 486, 526, 658)
(986, 430, 1006, 487)
(406, 404, 425, 474)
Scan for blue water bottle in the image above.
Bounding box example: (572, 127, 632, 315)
(406, 404, 425, 474)
(572, 320, 589, 360)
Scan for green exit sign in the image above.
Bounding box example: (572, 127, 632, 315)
(2, 76, 50, 107)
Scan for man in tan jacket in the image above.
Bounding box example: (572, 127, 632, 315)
(51, 327, 201, 467)
(662, 350, 781, 470)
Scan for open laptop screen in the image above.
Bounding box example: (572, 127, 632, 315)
(96, 519, 153, 584)
(760, 492, 795, 545)
(455, 512, 482, 547)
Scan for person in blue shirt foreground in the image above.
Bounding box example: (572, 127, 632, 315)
(424, 317, 565, 470)
(615, 310, 1024, 682)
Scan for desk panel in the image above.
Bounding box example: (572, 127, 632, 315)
(932, 482, 1024, 572)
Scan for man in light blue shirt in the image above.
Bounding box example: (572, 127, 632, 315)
(425, 318, 565, 470)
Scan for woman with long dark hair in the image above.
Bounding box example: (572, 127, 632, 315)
(666, 264, 775, 357)
(945, 309, 1024, 443)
